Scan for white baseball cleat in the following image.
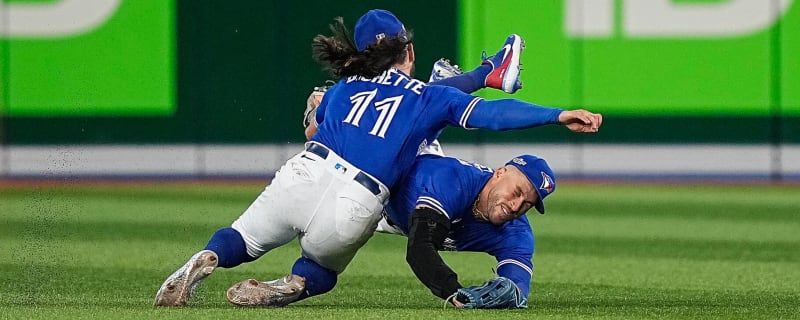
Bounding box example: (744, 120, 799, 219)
(428, 58, 464, 82)
(154, 250, 218, 307)
(226, 274, 306, 307)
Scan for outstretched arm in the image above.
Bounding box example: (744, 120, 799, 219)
(465, 98, 602, 133)
(405, 206, 462, 302)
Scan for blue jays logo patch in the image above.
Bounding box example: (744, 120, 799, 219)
(540, 172, 554, 194)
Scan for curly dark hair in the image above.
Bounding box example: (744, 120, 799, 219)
(312, 17, 413, 79)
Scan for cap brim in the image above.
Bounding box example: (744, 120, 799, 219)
(533, 189, 545, 214)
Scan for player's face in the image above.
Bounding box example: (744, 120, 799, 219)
(483, 166, 538, 225)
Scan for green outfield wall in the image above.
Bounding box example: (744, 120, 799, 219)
(1, 0, 798, 144)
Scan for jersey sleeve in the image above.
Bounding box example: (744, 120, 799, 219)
(491, 219, 534, 297)
(314, 95, 327, 127)
(423, 85, 564, 131)
(466, 98, 563, 130)
(455, 216, 535, 297)
(420, 85, 484, 130)
(314, 82, 342, 127)
(496, 255, 533, 297)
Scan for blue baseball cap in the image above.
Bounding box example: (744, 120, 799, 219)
(354, 9, 408, 52)
(505, 155, 556, 214)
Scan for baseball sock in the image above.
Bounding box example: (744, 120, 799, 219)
(291, 256, 337, 301)
(429, 64, 491, 94)
(204, 227, 255, 268)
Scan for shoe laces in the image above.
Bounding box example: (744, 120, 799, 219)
(480, 50, 490, 63)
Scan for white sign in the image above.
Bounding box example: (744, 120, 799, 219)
(0, 0, 121, 37)
(566, 0, 794, 38)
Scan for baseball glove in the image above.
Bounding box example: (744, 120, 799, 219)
(303, 82, 333, 129)
(454, 277, 528, 309)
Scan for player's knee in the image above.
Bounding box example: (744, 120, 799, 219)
(292, 256, 338, 298)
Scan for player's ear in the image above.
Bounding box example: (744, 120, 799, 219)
(406, 43, 415, 63)
(494, 166, 507, 178)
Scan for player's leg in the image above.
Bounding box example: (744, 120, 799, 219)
(226, 185, 382, 307)
(154, 152, 322, 306)
(226, 153, 388, 307)
(153, 226, 266, 306)
(298, 180, 385, 273)
(429, 34, 525, 94)
(202, 227, 256, 268)
(226, 256, 336, 306)
(429, 58, 486, 94)
(290, 256, 337, 300)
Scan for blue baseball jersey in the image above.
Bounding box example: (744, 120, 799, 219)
(385, 154, 535, 296)
(312, 69, 478, 187)
(312, 68, 562, 187)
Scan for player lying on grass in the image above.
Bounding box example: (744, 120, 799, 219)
(383, 153, 553, 309)
(155, 9, 601, 308)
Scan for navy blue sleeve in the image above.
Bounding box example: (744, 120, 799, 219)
(496, 255, 533, 297)
(313, 81, 342, 127)
(466, 99, 563, 130)
(492, 222, 534, 297)
(454, 220, 534, 297)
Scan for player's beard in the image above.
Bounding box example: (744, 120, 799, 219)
(484, 191, 516, 225)
(475, 193, 499, 225)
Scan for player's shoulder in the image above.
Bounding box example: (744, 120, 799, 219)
(413, 155, 462, 175)
(415, 155, 488, 175)
(414, 157, 492, 198)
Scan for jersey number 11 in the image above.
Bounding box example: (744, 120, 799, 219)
(343, 89, 403, 139)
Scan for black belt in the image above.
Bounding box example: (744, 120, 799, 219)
(305, 143, 381, 196)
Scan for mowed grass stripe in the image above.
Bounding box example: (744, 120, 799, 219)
(535, 254, 800, 292)
(2, 262, 797, 317)
(535, 215, 799, 242)
(1, 219, 228, 242)
(537, 235, 800, 262)
(3, 218, 796, 264)
(548, 185, 800, 222)
(529, 282, 800, 319)
(1, 183, 799, 319)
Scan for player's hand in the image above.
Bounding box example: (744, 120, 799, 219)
(558, 109, 602, 133)
(303, 84, 330, 140)
(452, 277, 528, 309)
(450, 296, 465, 308)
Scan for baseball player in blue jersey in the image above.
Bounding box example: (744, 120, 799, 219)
(384, 154, 553, 308)
(155, 9, 602, 308)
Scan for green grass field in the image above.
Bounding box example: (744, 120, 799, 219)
(1, 182, 799, 319)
